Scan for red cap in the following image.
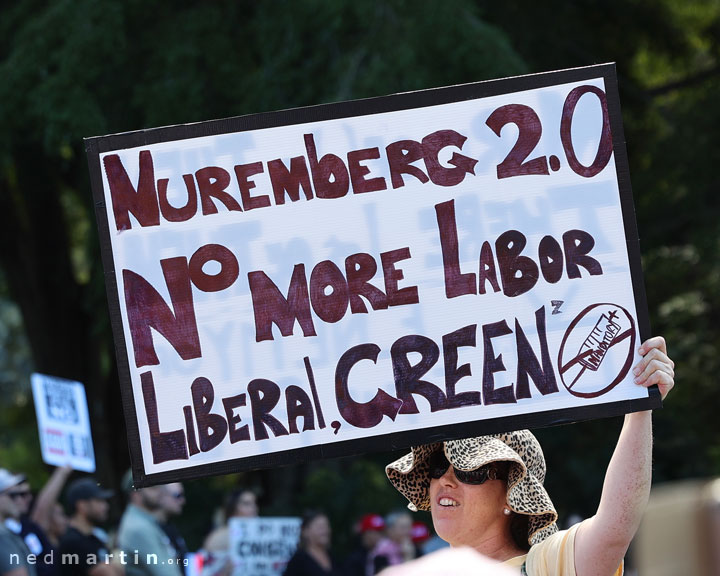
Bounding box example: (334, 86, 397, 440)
(411, 521, 430, 543)
(359, 513, 386, 533)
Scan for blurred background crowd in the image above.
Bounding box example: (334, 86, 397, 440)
(0, 464, 451, 575)
(3, 463, 718, 575)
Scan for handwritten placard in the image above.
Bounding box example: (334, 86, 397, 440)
(86, 64, 658, 486)
(31, 373, 96, 472)
(228, 517, 301, 576)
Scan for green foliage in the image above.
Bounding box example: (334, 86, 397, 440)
(0, 0, 124, 153)
(482, 0, 720, 499)
(0, 291, 33, 395)
(0, 0, 526, 158)
(0, 401, 45, 486)
(0, 272, 41, 480)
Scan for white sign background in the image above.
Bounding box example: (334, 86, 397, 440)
(87, 65, 657, 485)
(31, 373, 96, 472)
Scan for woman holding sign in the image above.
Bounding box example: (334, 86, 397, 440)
(385, 336, 674, 575)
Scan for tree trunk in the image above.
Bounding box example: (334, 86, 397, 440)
(0, 147, 125, 488)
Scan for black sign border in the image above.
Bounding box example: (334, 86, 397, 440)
(85, 63, 659, 488)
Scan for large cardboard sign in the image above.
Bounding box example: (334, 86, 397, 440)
(86, 64, 659, 486)
(31, 373, 96, 472)
(228, 517, 301, 576)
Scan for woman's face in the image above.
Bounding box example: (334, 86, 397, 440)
(428, 464, 508, 548)
(388, 513, 412, 543)
(303, 514, 331, 549)
(234, 491, 258, 518)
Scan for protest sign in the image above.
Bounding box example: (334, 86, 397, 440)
(31, 373, 96, 472)
(228, 517, 301, 576)
(86, 63, 659, 486)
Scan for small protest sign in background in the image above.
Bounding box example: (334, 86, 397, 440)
(86, 63, 659, 486)
(228, 517, 301, 576)
(31, 373, 96, 472)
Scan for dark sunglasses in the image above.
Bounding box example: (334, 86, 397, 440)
(7, 490, 32, 499)
(427, 451, 505, 485)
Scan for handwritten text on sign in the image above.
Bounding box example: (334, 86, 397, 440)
(93, 69, 651, 480)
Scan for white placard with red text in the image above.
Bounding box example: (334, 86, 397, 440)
(87, 65, 657, 485)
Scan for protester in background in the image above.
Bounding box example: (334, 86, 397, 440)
(410, 521, 429, 557)
(43, 505, 68, 550)
(157, 484, 187, 575)
(201, 488, 258, 576)
(3, 469, 63, 576)
(0, 469, 37, 576)
(417, 525, 448, 556)
(59, 477, 121, 576)
(203, 488, 258, 552)
(29, 466, 72, 550)
(282, 511, 338, 576)
(385, 336, 674, 575)
(342, 513, 385, 576)
(116, 471, 180, 576)
(367, 511, 415, 575)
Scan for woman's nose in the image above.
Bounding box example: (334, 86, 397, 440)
(440, 466, 459, 486)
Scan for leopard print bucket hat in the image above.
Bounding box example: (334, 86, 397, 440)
(385, 430, 558, 546)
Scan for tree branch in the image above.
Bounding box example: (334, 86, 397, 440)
(645, 64, 720, 98)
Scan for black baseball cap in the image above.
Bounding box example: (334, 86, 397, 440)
(65, 477, 113, 510)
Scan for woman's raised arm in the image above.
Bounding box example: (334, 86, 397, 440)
(574, 336, 675, 576)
